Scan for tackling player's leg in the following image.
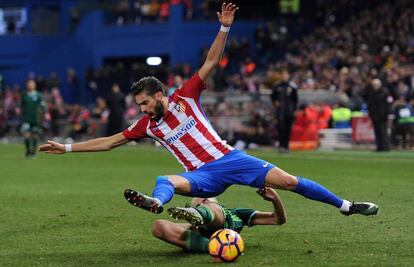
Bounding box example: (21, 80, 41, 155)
(168, 207, 205, 227)
(151, 219, 209, 252)
(168, 198, 225, 230)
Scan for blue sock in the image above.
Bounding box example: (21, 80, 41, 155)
(152, 176, 175, 206)
(293, 177, 343, 208)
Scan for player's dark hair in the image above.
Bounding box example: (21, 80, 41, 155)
(131, 76, 165, 96)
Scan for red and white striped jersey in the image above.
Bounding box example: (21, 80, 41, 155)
(123, 74, 233, 171)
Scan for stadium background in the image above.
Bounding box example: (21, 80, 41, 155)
(0, 0, 413, 266)
(1, 0, 413, 150)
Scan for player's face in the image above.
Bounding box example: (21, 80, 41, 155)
(135, 91, 165, 121)
(282, 71, 289, 82)
(26, 80, 36, 91)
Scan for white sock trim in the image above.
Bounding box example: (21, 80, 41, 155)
(153, 198, 162, 207)
(340, 200, 351, 212)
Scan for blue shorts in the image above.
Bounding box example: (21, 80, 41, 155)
(179, 150, 276, 198)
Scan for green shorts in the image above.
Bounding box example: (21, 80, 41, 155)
(21, 122, 43, 134)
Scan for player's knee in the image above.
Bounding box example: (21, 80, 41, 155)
(284, 175, 298, 190)
(266, 168, 298, 190)
(276, 174, 298, 190)
(151, 219, 167, 238)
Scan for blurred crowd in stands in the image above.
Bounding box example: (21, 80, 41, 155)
(112, 0, 193, 24)
(1, 0, 414, 150)
(109, 0, 284, 25)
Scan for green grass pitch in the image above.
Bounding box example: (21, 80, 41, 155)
(1, 144, 413, 266)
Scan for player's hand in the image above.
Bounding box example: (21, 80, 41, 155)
(256, 187, 279, 201)
(38, 140, 66, 154)
(217, 2, 238, 27)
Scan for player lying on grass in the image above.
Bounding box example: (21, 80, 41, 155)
(39, 3, 378, 217)
(150, 187, 286, 252)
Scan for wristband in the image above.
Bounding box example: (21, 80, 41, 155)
(65, 144, 72, 152)
(220, 25, 230, 32)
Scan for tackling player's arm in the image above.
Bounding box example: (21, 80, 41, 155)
(250, 187, 287, 226)
(38, 132, 129, 154)
(198, 2, 238, 81)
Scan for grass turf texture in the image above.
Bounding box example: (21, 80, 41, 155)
(1, 144, 413, 266)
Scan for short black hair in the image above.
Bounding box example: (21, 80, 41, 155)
(131, 76, 165, 96)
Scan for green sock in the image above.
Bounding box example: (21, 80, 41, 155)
(31, 137, 38, 155)
(184, 230, 209, 253)
(195, 205, 215, 225)
(24, 138, 30, 155)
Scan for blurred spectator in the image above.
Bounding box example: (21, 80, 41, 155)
(66, 67, 79, 103)
(183, 0, 193, 19)
(132, 0, 144, 24)
(159, 0, 170, 21)
(317, 103, 332, 130)
(363, 78, 393, 152)
(6, 17, 16, 34)
(391, 98, 414, 149)
(233, 112, 269, 150)
(106, 83, 126, 136)
(168, 75, 184, 95)
(116, 0, 131, 25)
(331, 103, 352, 128)
(48, 87, 68, 137)
(85, 67, 99, 103)
(271, 70, 298, 153)
(0, 86, 20, 136)
(91, 97, 109, 137)
(92, 97, 108, 122)
(36, 75, 47, 92)
(149, 0, 161, 21)
(125, 94, 139, 123)
(290, 103, 319, 144)
(0, 104, 5, 137)
(48, 72, 61, 91)
(141, 1, 152, 21)
(69, 104, 90, 140)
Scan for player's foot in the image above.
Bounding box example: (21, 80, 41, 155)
(124, 189, 163, 214)
(340, 201, 379, 216)
(168, 207, 204, 227)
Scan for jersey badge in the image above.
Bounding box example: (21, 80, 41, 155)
(175, 101, 186, 113)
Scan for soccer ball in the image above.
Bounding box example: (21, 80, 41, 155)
(208, 229, 244, 262)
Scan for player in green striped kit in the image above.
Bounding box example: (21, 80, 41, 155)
(150, 187, 286, 252)
(21, 79, 47, 158)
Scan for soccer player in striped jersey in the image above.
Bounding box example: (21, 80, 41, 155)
(39, 3, 378, 217)
(151, 187, 286, 253)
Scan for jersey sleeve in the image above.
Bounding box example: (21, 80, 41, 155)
(233, 208, 258, 227)
(175, 73, 207, 99)
(122, 116, 149, 141)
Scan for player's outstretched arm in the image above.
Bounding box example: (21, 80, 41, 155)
(198, 2, 238, 81)
(38, 132, 129, 154)
(251, 187, 287, 226)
